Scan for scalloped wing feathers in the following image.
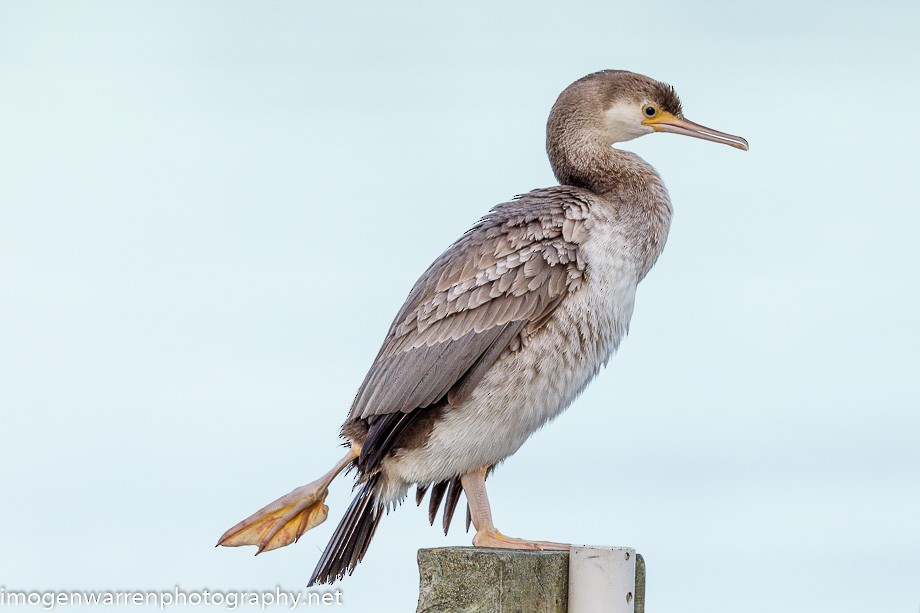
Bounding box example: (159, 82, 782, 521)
(347, 187, 594, 421)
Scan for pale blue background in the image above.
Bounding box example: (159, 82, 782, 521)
(1, 1, 918, 612)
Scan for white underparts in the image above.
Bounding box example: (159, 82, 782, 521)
(377, 213, 642, 504)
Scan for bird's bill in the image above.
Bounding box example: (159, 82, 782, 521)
(643, 112, 749, 151)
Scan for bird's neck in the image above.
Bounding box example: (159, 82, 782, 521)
(548, 136, 644, 196)
(548, 137, 673, 280)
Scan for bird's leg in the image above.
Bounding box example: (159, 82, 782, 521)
(460, 466, 569, 550)
(217, 446, 359, 554)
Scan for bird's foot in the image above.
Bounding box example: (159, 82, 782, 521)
(472, 529, 570, 551)
(217, 448, 358, 554)
(217, 480, 330, 553)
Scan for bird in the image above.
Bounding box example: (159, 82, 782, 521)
(217, 69, 748, 585)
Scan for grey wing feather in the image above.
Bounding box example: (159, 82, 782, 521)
(347, 187, 593, 422)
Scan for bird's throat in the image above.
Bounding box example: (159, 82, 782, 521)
(549, 141, 640, 196)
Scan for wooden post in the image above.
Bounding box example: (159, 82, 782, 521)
(416, 547, 645, 613)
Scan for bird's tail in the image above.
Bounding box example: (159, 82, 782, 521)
(308, 474, 384, 586)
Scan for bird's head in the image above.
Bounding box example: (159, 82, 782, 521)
(547, 70, 749, 153)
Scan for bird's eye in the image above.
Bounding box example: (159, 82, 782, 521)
(643, 105, 657, 117)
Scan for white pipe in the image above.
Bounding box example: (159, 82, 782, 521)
(568, 545, 636, 613)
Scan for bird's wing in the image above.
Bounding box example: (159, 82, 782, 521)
(347, 187, 593, 422)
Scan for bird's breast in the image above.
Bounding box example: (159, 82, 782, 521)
(385, 215, 642, 490)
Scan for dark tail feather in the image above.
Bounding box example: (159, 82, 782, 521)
(427, 481, 447, 525)
(442, 478, 463, 535)
(415, 484, 428, 506)
(308, 475, 383, 586)
(419, 476, 464, 534)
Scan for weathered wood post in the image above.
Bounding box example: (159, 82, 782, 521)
(416, 547, 645, 613)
